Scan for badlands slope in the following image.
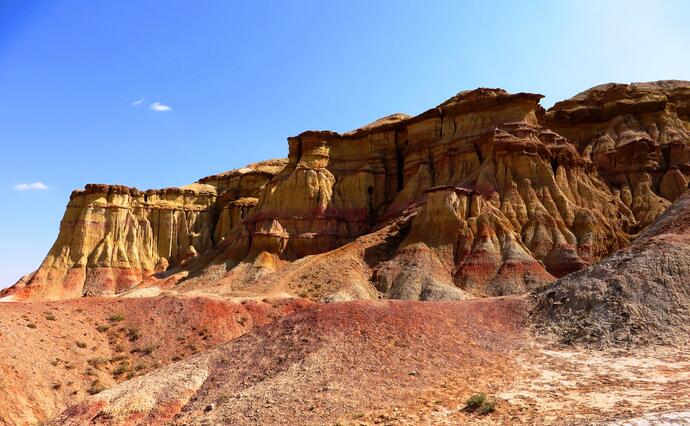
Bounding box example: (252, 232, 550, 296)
(1, 80, 690, 425)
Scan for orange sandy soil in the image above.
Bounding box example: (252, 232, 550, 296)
(0, 295, 311, 425)
(52, 297, 690, 426)
(53, 297, 526, 425)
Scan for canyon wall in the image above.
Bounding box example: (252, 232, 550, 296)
(3, 81, 689, 301)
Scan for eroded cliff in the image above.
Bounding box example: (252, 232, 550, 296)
(4, 81, 689, 302)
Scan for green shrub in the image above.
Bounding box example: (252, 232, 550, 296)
(45, 313, 56, 321)
(87, 381, 105, 395)
(126, 327, 141, 341)
(96, 324, 110, 332)
(87, 357, 108, 368)
(477, 400, 496, 415)
(464, 393, 496, 415)
(465, 393, 486, 411)
(108, 313, 125, 323)
(112, 362, 130, 377)
(132, 344, 156, 355)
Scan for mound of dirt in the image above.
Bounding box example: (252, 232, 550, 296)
(52, 297, 528, 425)
(532, 190, 690, 347)
(0, 296, 311, 425)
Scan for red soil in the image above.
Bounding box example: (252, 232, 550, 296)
(53, 297, 529, 425)
(0, 295, 311, 425)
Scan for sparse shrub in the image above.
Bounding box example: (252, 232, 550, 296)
(126, 327, 141, 341)
(51, 382, 61, 390)
(64, 363, 74, 370)
(84, 367, 95, 376)
(45, 313, 56, 321)
(132, 344, 156, 355)
(26, 323, 37, 329)
(87, 356, 108, 368)
(87, 381, 105, 395)
(237, 316, 248, 326)
(112, 362, 130, 376)
(133, 363, 145, 371)
(110, 354, 128, 362)
(76, 308, 84, 313)
(108, 313, 125, 323)
(96, 324, 110, 332)
(50, 359, 59, 367)
(114, 344, 125, 352)
(171, 355, 181, 361)
(477, 400, 496, 415)
(464, 393, 496, 415)
(465, 393, 486, 411)
(76, 341, 87, 349)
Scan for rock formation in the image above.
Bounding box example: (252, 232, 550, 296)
(1, 161, 285, 301)
(4, 81, 690, 302)
(546, 80, 690, 228)
(533, 188, 690, 347)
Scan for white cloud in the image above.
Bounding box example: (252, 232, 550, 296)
(131, 98, 145, 106)
(150, 102, 172, 112)
(14, 182, 48, 191)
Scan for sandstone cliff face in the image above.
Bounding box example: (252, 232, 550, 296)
(183, 88, 639, 299)
(2, 161, 285, 301)
(4, 81, 690, 301)
(546, 80, 690, 228)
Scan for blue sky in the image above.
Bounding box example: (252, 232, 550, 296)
(1, 0, 689, 288)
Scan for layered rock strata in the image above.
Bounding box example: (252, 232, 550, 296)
(2, 161, 285, 300)
(546, 80, 690, 228)
(4, 81, 689, 301)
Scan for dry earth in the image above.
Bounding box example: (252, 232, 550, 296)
(0, 295, 311, 425)
(47, 297, 690, 426)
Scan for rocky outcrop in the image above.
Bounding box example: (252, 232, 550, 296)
(546, 80, 690, 229)
(533, 188, 690, 347)
(4, 81, 690, 301)
(2, 161, 285, 301)
(178, 87, 640, 298)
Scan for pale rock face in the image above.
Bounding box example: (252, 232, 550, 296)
(2, 161, 285, 301)
(4, 81, 690, 302)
